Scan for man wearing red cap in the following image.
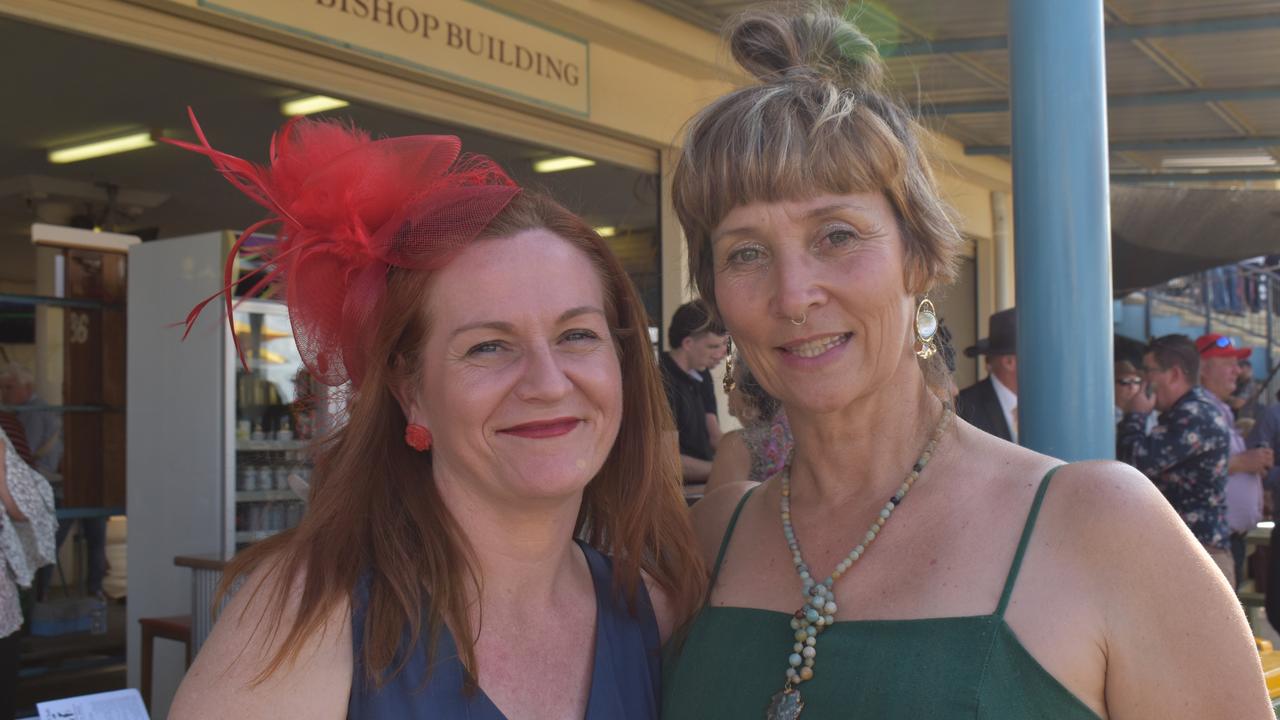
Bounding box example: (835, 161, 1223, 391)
(1197, 333, 1273, 589)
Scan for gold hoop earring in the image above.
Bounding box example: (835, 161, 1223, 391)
(723, 337, 737, 394)
(914, 298, 938, 360)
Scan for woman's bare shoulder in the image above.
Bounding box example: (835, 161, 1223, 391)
(1042, 460, 1186, 544)
(168, 556, 353, 720)
(1044, 461, 1271, 717)
(706, 429, 751, 495)
(948, 420, 1062, 494)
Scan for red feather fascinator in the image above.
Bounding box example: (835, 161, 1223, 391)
(164, 109, 521, 388)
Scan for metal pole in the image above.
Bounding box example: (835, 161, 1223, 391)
(1267, 273, 1274, 377)
(991, 191, 1013, 310)
(1203, 272, 1212, 334)
(1010, 0, 1113, 460)
(1144, 290, 1152, 339)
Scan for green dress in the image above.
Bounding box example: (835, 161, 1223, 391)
(662, 468, 1103, 719)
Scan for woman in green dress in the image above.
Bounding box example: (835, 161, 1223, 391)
(661, 5, 1271, 719)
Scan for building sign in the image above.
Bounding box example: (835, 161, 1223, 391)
(199, 0, 590, 115)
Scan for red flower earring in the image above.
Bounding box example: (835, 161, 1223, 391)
(405, 423, 432, 452)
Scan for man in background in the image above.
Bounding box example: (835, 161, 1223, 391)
(1249, 390, 1280, 632)
(1249, 391, 1280, 505)
(1230, 357, 1262, 422)
(1118, 334, 1234, 585)
(659, 302, 727, 483)
(957, 308, 1017, 443)
(0, 363, 61, 480)
(1196, 334, 1272, 588)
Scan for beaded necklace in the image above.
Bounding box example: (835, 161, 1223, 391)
(767, 402, 954, 720)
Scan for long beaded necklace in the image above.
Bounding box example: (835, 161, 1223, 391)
(766, 402, 954, 720)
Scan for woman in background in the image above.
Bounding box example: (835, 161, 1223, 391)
(706, 358, 791, 495)
(1, 422, 56, 720)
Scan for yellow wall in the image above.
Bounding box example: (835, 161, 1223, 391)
(2, 0, 1014, 360)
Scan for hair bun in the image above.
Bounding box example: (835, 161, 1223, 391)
(728, 4, 885, 92)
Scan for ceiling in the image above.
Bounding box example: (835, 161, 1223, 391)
(0, 17, 659, 288)
(4, 2, 1274, 300)
(1112, 185, 1280, 290)
(642, 0, 1280, 184)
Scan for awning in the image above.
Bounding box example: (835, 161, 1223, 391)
(1112, 186, 1280, 293)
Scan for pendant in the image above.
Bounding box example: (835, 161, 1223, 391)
(766, 687, 804, 720)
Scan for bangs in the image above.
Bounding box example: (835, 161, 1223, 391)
(676, 84, 907, 236)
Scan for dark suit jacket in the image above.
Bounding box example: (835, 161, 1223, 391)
(956, 377, 1013, 442)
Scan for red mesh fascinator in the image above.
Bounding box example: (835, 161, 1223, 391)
(164, 109, 521, 387)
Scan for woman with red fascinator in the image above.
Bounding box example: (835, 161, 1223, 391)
(163, 112, 704, 719)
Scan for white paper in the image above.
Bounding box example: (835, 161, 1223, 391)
(37, 689, 149, 720)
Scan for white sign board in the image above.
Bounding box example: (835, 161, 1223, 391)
(37, 688, 149, 720)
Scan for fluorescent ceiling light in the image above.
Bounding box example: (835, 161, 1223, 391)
(594, 226, 617, 237)
(48, 132, 155, 164)
(533, 156, 595, 173)
(1161, 154, 1277, 169)
(281, 95, 350, 116)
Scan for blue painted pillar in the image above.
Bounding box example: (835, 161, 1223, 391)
(1009, 0, 1114, 460)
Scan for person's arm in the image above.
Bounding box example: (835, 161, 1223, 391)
(25, 411, 61, 475)
(1116, 404, 1214, 485)
(705, 413, 723, 450)
(1060, 462, 1272, 718)
(25, 411, 53, 459)
(1228, 447, 1273, 475)
(1115, 411, 1164, 474)
(1247, 407, 1280, 496)
(706, 430, 751, 495)
(681, 455, 714, 484)
(168, 560, 352, 720)
(698, 370, 721, 449)
(0, 440, 26, 521)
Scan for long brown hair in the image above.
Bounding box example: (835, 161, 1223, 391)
(221, 191, 705, 686)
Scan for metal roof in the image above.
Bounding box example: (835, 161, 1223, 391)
(642, 0, 1280, 186)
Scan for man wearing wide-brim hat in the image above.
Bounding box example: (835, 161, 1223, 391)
(956, 308, 1018, 443)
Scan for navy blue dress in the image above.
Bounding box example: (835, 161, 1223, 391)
(348, 540, 661, 719)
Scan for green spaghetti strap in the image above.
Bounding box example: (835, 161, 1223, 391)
(995, 465, 1066, 617)
(704, 486, 758, 605)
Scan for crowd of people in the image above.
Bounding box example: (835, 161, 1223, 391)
(4, 3, 1278, 719)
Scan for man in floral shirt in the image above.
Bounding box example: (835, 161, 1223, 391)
(1118, 334, 1234, 584)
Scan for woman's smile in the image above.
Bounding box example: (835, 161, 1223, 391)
(778, 332, 853, 361)
(497, 417, 584, 440)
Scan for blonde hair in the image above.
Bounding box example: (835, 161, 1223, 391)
(672, 3, 962, 310)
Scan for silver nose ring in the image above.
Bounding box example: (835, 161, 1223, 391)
(790, 312, 807, 326)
